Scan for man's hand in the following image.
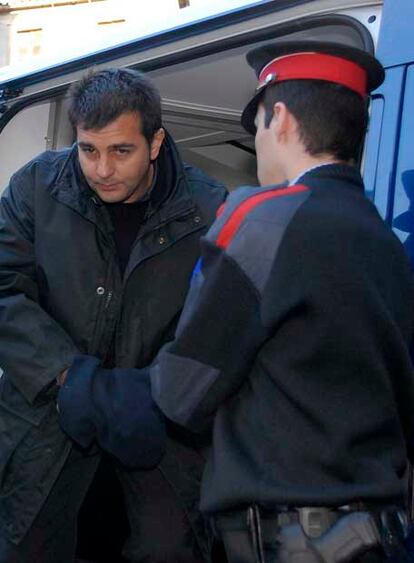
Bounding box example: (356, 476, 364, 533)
(56, 369, 68, 387)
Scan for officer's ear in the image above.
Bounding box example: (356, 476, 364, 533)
(149, 128, 165, 161)
(271, 102, 298, 144)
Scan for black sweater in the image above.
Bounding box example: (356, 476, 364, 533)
(151, 164, 414, 513)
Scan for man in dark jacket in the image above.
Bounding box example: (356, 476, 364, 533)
(0, 68, 226, 562)
(150, 42, 414, 562)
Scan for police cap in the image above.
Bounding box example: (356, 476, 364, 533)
(241, 40, 385, 135)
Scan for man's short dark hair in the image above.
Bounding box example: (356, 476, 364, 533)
(68, 68, 162, 143)
(262, 80, 369, 162)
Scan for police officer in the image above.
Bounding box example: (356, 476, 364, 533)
(149, 41, 414, 562)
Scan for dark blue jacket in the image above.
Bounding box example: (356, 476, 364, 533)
(0, 132, 226, 544)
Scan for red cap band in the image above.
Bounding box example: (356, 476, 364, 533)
(258, 52, 367, 97)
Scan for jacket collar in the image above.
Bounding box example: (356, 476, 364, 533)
(49, 130, 196, 226)
(297, 163, 364, 192)
(289, 162, 337, 186)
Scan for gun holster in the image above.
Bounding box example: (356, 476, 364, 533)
(277, 509, 411, 563)
(216, 506, 409, 563)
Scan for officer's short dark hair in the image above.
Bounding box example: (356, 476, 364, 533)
(261, 79, 368, 162)
(68, 68, 162, 143)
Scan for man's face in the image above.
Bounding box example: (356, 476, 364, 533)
(254, 103, 285, 187)
(77, 112, 164, 204)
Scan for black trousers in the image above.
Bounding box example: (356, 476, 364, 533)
(0, 446, 206, 563)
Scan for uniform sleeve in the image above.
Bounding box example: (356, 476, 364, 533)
(150, 239, 269, 431)
(0, 169, 80, 403)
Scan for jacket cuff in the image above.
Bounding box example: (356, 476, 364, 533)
(57, 355, 99, 448)
(92, 365, 166, 468)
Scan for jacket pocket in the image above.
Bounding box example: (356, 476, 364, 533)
(0, 376, 53, 488)
(0, 397, 69, 544)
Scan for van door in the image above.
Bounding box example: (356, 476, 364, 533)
(363, 0, 414, 262)
(391, 65, 414, 265)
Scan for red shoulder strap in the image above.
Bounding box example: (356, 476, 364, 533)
(216, 184, 309, 249)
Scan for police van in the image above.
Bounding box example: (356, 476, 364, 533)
(0, 0, 412, 265)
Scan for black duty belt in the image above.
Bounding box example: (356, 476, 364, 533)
(215, 503, 404, 538)
(215, 506, 335, 539)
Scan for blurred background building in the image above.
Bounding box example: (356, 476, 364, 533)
(0, 0, 257, 70)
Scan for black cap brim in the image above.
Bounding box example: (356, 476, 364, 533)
(241, 40, 385, 135)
